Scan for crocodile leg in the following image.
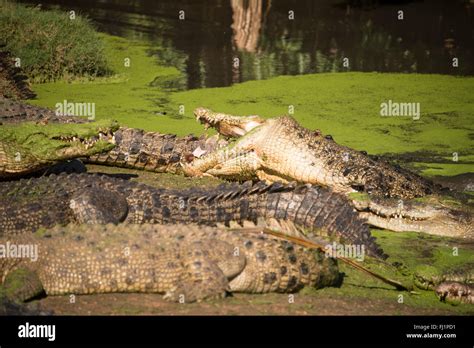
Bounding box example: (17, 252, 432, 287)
(69, 188, 129, 224)
(182, 140, 260, 178)
(163, 239, 246, 302)
(206, 150, 263, 180)
(162, 256, 230, 303)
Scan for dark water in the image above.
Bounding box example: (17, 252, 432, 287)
(20, 0, 474, 89)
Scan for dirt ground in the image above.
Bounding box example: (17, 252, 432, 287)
(35, 292, 467, 316)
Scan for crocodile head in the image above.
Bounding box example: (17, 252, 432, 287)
(351, 193, 474, 239)
(194, 107, 265, 138)
(0, 119, 119, 177)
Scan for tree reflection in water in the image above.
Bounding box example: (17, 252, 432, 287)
(19, 0, 474, 88)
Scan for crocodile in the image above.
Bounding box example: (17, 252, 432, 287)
(0, 223, 340, 303)
(85, 127, 226, 174)
(0, 119, 119, 178)
(188, 108, 435, 199)
(2, 104, 471, 239)
(0, 172, 386, 259)
(183, 108, 473, 239)
(350, 193, 473, 239)
(0, 99, 226, 176)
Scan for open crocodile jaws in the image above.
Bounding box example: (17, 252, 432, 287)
(186, 108, 434, 199)
(184, 108, 474, 239)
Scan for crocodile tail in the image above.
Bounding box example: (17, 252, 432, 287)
(123, 180, 386, 259)
(261, 183, 387, 259)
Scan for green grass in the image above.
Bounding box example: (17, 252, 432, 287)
(28, 33, 474, 176)
(29, 34, 184, 132)
(0, 1, 109, 82)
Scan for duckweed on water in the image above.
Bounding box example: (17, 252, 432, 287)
(28, 34, 473, 177)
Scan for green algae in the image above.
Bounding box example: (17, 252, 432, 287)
(302, 229, 474, 314)
(28, 34, 186, 134)
(415, 162, 474, 177)
(27, 34, 474, 176)
(348, 192, 371, 202)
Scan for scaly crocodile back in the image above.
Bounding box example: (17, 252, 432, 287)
(275, 116, 435, 199)
(0, 172, 386, 258)
(0, 224, 340, 301)
(86, 127, 226, 174)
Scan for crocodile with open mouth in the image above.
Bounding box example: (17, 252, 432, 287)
(1, 103, 471, 239)
(183, 108, 473, 240)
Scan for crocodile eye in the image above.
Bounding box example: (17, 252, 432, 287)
(193, 261, 202, 268)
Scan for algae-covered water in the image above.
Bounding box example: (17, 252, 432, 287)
(29, 33, 474, 177)
(20, 0, 474, 87)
